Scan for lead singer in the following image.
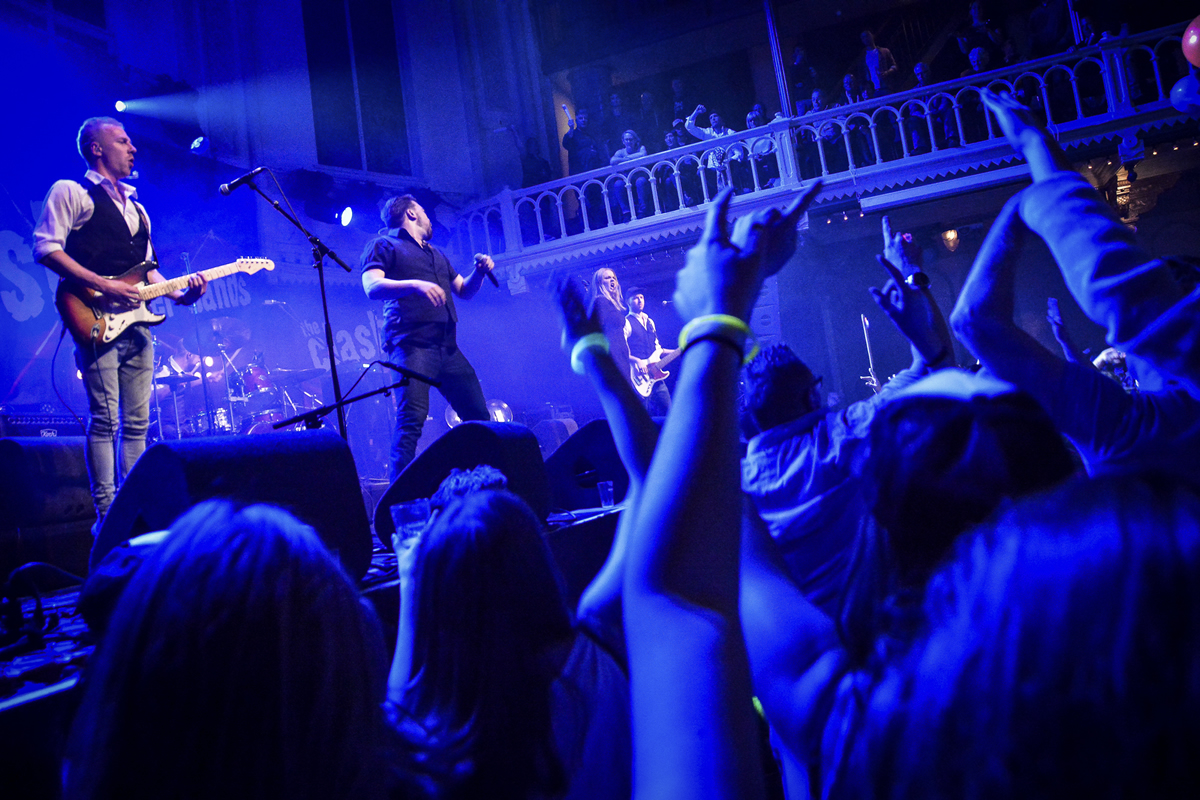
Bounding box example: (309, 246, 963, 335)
(361, 195, 494, 479)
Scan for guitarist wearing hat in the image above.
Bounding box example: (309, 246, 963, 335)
(624, 286, 677, 417)
(33, 117, 207, 525)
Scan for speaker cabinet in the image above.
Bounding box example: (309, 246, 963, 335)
(373, 421, 550, 544)
(91, 430, 371, 581)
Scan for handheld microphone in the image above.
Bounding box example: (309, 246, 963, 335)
(219, 167, 267, 196)
(474, 253, 500, 287)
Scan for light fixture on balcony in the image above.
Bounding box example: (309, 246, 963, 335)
(941, 229, 960, 252)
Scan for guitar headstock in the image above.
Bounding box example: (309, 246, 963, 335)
(235, 258, 276, 274)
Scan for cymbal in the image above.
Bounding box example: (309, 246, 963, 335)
(154, 373, 200, 387)
(271, 368, 328, 385)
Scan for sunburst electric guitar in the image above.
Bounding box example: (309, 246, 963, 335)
(56, 258, 275, 344)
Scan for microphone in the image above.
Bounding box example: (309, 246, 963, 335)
(662, 300, 675, 306)
(263, 299, 287, 306)
(219, 167, 266, 196)
(474, 253, 500, 287)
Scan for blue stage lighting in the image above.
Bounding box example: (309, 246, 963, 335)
(114, 100, 127, 112)
(339, 207, 354, 226)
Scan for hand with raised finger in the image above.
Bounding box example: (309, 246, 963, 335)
(730, 180, 822, 281)
(674, 188, 760, 322)
(869, 254, 952, 365)
(881, 215, 922, 274)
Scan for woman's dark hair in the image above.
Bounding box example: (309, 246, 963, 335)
(399, 490, 573, 799)
(65, 500, 388, 800)
(850, 474, 1200, 799)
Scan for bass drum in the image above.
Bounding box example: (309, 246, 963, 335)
(182, 407, 235, 438)
(240, 410, 301, 435)
(240, 365, 279, 416)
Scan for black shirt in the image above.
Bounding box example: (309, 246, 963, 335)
(360, 228, 460, 349)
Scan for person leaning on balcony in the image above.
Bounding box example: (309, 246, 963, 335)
(609, 130, 650, 219)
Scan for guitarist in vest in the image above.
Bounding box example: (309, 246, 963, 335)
(33, 117, 207, 526)
(624, 287, 676, 417)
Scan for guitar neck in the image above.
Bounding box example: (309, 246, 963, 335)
(139, 263, 242, 300)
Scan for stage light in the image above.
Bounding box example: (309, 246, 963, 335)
(204, 356, 214, 367)
(941, 229, 960, 252)
(114, 100, 127, 112)
(339, 207, 354, 227)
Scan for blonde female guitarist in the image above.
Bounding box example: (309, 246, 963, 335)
(33, 117, 207, 526)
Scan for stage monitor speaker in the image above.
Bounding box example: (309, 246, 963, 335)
(91, 430, 372, 581)
(544, 419, 631, 512)
(0, 437, 94, 578)
(373, 421, 550, 545)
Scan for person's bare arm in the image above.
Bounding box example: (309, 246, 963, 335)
(553, 275, 659, 658)
(450, 254, 494, 300)
(624, 183, 819, 799)
(950, 195, 1069, 402)
(362, 267, 447, 307)
(39, 250, 141, 305)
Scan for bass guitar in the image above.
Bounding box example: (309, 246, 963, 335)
(631, 347, 682, 398)
(56, 258, 275, 345)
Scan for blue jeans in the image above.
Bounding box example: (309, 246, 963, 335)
(75, 325, 154, 518)
(385, 327, 489, 480)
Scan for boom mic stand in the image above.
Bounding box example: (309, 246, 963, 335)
(243, 175, 351, 438)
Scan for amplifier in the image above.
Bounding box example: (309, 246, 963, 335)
(0, 405, 85, 437)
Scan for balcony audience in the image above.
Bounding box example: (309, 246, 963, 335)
(861, 29, 900, 96)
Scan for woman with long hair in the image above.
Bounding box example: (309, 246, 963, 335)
(588, 267, 635, 388)
(64, 500, 389, 800)
(390, 490, 630, 800)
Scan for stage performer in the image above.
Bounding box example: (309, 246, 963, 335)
(361, 195, 494, 479)
(624, 286, 675, 417)
(34, 117, 206, 526)
(588, 267, 636, 389)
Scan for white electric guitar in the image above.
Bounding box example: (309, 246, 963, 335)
(630, 347, 682, 398)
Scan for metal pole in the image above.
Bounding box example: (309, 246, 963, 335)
(765, 0, 793, 117)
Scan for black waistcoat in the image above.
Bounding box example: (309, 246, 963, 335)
(64, 180, 150, 277)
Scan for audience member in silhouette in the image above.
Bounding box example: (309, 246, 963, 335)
(65, 500, 389, 800)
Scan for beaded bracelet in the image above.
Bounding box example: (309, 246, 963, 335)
(570, 333, 610, 375)
(678, 314, 761, 364)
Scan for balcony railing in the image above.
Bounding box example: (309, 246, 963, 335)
(450, 23, 1195, 282)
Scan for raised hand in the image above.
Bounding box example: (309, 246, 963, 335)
(731, 179, 822, 279)
(869, 254, 952, 365)
(981, 88, 1043, 150)
(674, 182, 821, 323)
(552, 272, 603, 351)
(881, 215, 922, 273)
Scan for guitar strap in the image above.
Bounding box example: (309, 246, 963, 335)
(131, 200, 160, 269)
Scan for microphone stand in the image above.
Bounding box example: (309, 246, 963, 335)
(181, 251, 217, 435)
(272, 363, 440, 432)
(244, 178, 352, 439)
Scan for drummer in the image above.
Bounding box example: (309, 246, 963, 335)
(152, 333, 203, 437)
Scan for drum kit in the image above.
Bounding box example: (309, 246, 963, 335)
(149, 320, 328, 443)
